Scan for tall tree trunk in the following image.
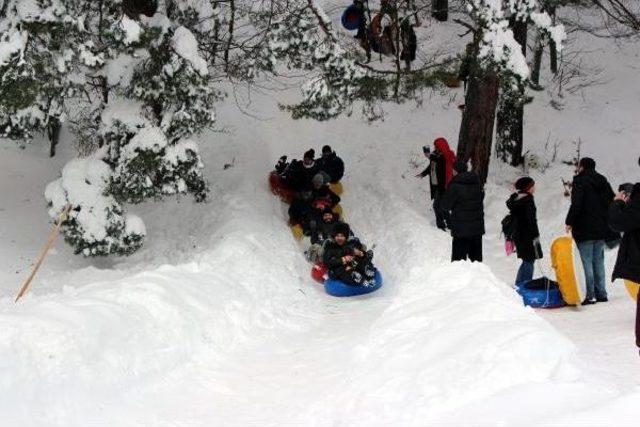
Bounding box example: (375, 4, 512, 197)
(457, 70, 500, 183)
(531, 33, 544, 87)
(495, 19, 527, 167)
(432, 0, 448, 22)
(549, 5, 558, 74)
(47, 118, 61, 158)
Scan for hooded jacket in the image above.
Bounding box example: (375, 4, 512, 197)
(441, 171, 485, 238)
(506, 192, 542, 261)
(565, 169, 615, 242)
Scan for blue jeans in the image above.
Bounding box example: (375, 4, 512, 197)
(576, 240, 607, 300)
(515, 260, 534, 286)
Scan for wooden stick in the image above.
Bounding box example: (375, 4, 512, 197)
(15, 204, 72, 303)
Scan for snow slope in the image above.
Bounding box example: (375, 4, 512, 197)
(1, 10, 640, 427)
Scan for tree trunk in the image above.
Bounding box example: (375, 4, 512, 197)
(495, 19, 527, 167)
(531, 33, 544, 87)
(432, 0, 448, 22)
(549, 6, 558, 74)
(47, 119, 61, 158)
(457, 70, 499, 183)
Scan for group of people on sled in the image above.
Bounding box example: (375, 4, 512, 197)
(274, 145, 377, 287)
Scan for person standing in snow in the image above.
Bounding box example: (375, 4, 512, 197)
(317, 145, 345, 183)
(323, 223, 376, 286)
(608, 160, 640, 352)
(506, 177, 543, 286)
(440, 160, 485, 262)
(565, 157, 615, 305)
(416, 137, 456, 230)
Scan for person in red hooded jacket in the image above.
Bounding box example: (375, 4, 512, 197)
(416, 137, 456, 230)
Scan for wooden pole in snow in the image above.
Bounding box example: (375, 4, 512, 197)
(15, 204, 71, 303)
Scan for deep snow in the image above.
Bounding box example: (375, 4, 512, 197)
(1, 9, 640, 427)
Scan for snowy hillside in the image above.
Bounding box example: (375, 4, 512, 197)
(1, 5, 640, 427)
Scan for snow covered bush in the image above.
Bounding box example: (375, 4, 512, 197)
(44, 158, 145, 256)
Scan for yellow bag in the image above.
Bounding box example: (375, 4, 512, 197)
(624, 281, 639, 301)
(550, 236, 583, 306)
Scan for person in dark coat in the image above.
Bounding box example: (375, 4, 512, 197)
(416, 138, 456, 230)
(310, 173, 341, 209)
(317, 145, 345, 183)
(609, 173, 640, 352)
(323, 223, 376, 286)
(565, 157, 615, 304)
(440, 160, 485, 262)
(306, 209, 343, 263)
(507, 177, 543, 286)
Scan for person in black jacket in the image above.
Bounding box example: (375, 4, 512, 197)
(440, 160, 485, 262)
(417, 144, 448, 230)
(565, 157, 615, 304)
(317, 145, 345, 183)
(323, 223, 376, 286)
(609, 174, 640, 352)
(310, 173, 341, 210)
(306, 209, 343, 263)
(507, 177, 543, 286)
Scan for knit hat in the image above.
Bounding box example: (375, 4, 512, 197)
(322, 145, 332, 155)
(578, 157, 596, 170)
(312, 173, 326, 188)
(515, 176, 535, 193)
(304, 149, 315, 161)
(332, 222, 350, 237)
(453, 159, 468, 174)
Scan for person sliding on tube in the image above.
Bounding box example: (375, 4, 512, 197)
(608, 157, 640, 355)
(317, 145, 345, 184)
(416, 137, 456, 230)
(306, 209, 343, 263)
(506, 177, 543, 286)
(310, 173, 341, 210)
(323, 223, 376, 287)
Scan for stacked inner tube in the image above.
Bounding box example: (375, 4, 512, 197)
(269, 168, 383, 297)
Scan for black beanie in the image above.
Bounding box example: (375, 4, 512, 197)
(304, 149, 315, 160)
(332, 222, 350, 237)
(322, 145, 332, 154)
(579, 157, 596, 170)
(454, 159, 468, 173)
(515, 176, 535, 192)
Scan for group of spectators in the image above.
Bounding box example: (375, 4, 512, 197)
(417, 139, 640, 352)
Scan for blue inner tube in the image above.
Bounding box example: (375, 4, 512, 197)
(325, 269, 383, 297)
(341, 5, 363, 31)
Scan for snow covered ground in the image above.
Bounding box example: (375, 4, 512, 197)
(1, 11, 640, 427)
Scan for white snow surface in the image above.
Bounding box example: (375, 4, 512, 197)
(1, 8, 640, 427)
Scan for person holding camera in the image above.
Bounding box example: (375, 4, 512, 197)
(416, 137, 456, 230)
(609, 162, 640, 353)
(565, 157, 615, 305)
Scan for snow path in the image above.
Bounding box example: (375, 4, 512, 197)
(2, 15, 640, 424)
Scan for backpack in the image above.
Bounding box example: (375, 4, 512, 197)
(501, 213, 519, 241)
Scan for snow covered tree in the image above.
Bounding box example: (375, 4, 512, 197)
(456, 0, 566, 181)
(2, 1, 220, 256)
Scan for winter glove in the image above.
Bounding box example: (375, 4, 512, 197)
(533, 237, 543, 260)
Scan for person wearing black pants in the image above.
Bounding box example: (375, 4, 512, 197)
(441, 160, 485, 262)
